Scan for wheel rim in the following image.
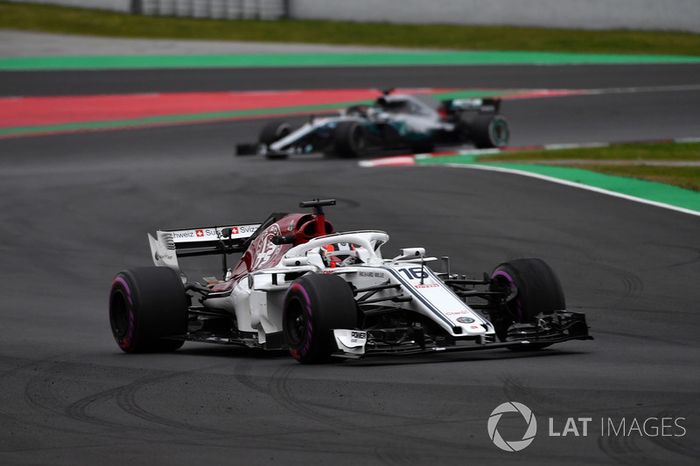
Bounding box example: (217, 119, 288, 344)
(285, 297, 308, 347)
(110, 289, 129, 340)
(491, 271, 523, 322)
(351, 125, 366, 152)
(277, 124, 291, 139)
(489, 118, 510, 147)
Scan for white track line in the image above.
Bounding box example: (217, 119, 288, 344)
(583, 83, 700, 96)
(440, 163, 700, 218)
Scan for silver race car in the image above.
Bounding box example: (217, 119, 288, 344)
(236, 91, 510, 159)
(109, 199, 590, 363)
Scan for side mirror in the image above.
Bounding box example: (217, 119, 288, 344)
(400, 247, 425, 258)
(392, 247, 425, 261)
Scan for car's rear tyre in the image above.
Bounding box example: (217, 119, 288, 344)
(109, 267, 187, 353)
(489, 258, 565, 347)
(283, 273, 358, 363)
(471, 114, 510, 149)
(333, 121, 367, 158)
(259, 120, 292, 145)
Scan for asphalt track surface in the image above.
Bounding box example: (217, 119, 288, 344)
(1, 64, 699, 465)
(3, 63, 700, 96)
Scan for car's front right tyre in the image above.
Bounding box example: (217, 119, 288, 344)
(109, 267, 187, 353)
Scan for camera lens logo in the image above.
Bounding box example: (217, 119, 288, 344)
(487, 402, 537, 452)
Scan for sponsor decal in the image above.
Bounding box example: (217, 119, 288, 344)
(225, 224, 261, 237)
(173, 231, 195, 239)
(359, 271, 386, 278)
(457, 317, 475, 323)
(415, 283, 440, 288)
(170, 224, 260, 242)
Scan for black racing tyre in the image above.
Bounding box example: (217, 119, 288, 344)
(333, 121, 367, 158)
(109, 267, 187, 353)
(470, 114, 510, 149)
(258, 120, 292, 145)
(489, 258, 565, 344)
(283, 273, 358, 363)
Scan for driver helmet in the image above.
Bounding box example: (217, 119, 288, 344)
(321, 242, 355, 268)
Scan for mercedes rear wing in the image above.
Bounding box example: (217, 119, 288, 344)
(444, 97, 501, 114)
(148, 223, 261, 270)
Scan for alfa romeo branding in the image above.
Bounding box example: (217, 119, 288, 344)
(252, 223, 283, 269)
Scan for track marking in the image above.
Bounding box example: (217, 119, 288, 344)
(439, 163, 700, 218)
(360, 139, 700, 218)
(2, 83, 697, 139)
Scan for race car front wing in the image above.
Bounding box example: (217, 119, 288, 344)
(332, 311, 592, 359)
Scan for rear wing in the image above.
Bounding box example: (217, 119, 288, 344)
(148, 223, 261, 270)
(443, 97, 501, 114)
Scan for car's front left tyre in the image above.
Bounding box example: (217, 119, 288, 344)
(489, 258, 565, 349)
(332, 121, 368, 158)
(109, 267, 187, 353)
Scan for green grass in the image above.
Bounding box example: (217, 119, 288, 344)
(1, 1, 700, 56)
(485, 142, 700, 162)
(572, 165, 700, 192)
(478, 142, 700, 191)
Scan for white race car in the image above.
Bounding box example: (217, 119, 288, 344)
(236, 91, 510, 159)
(109, 199, 591, 363)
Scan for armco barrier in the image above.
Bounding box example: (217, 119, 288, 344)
(6, 0, 291, 19)
(5, 0, 700, 32)
(290, 0, 700, 33)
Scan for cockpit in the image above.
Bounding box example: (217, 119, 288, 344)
(374, 94, 438, 117)
(283, 230, 389, 269)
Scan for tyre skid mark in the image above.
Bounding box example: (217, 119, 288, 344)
(646, 409, 700, 460)
(265, 365, 488, 454)
(64, 363, 234, 435)
(114, 373, 229, 435)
